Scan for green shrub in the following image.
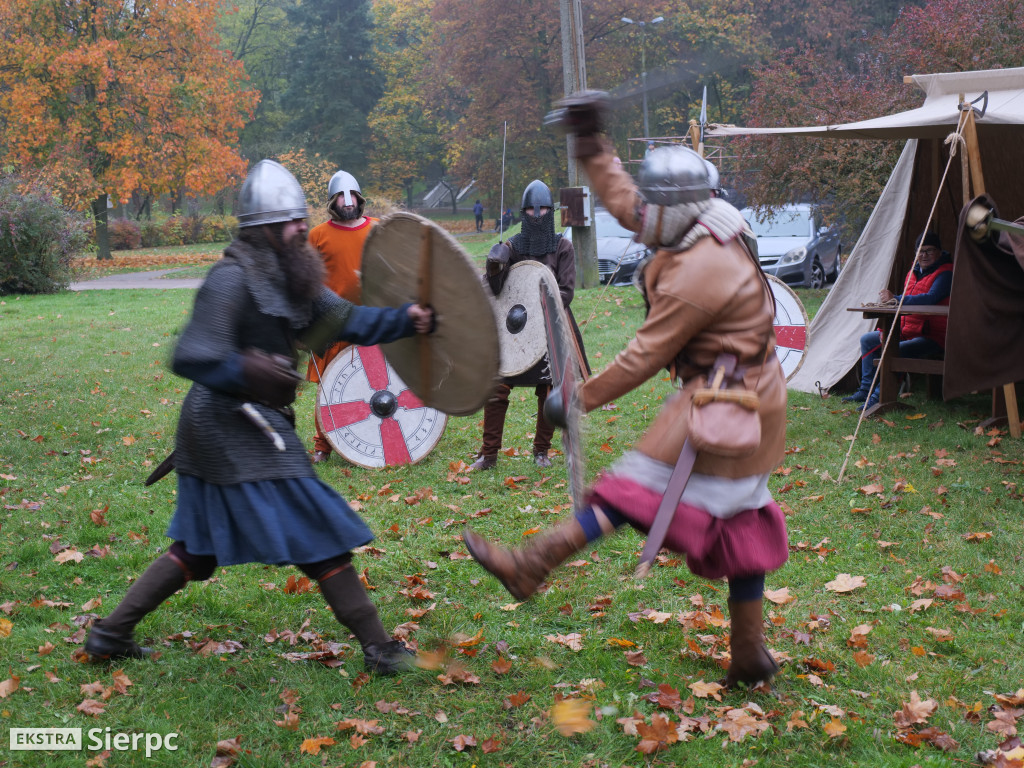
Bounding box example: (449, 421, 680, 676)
(201, 214, 236, 243)
(140, 219, 163, 248)
(160, 218, 186, 246)
(108, 217, 143, 250)
(0, 175, 90, 295)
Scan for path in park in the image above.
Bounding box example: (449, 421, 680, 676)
(69, 268, 204, 291)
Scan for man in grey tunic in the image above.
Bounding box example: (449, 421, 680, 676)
(84, 160, 433, 675)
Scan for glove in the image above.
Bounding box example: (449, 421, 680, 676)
(240, 349, 301, 408)
(542, 384, 569, 430)
(545, 90, 610, 138)
(487, 242, 511, 266)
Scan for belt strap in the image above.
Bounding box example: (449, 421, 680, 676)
(635, 438, 699, 578)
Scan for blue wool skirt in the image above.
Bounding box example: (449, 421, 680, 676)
(166, 474, 374, 566)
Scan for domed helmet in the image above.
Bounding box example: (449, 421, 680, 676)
(637, 146, 710, 206)
(235, 159, 308, 228)
(514, 179, 559, 257)
(520, 179, 554, 213)
(328, 170, 364, 210)
(703, 159, 721, 196)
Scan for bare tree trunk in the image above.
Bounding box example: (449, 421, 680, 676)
(92, 194, 111, 260)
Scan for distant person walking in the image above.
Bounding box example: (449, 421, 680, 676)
(473, 200, 484, 232)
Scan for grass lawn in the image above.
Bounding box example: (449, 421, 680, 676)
(1, 267, 1022, 767)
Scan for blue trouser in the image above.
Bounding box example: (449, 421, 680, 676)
(858, 330, 943, 393)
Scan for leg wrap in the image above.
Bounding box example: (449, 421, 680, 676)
(479, 383, 511, 458)
(169, 541, 218, 582)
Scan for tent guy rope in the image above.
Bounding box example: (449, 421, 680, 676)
(836, 108, 971, 483)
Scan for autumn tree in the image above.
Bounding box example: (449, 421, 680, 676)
(0, 0, 257, 258)
(736, 0, 1024, 238)
(367, 0, 448, 209)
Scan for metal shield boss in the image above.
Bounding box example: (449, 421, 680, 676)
(493, 260, 551, 377)
(539, 274, 586, 505)
(765, 275, 810, 381)
(316, 345, 447, 469)
(361, 212, 500, 415)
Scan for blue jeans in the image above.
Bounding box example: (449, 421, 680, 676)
(858, 331, 943, 392)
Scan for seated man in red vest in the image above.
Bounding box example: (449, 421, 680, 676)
(844, 232, 953, 411)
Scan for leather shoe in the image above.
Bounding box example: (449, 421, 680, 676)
(841, 389, 869, 403)
(312, 450, 331, 464)
(534, 452, 552, 468)
(469, 455, 496, 471)
(84, 624, 151, 662)
(364, 640, 415, 676)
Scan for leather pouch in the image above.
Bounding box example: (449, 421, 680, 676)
(689, 355, 761, 458)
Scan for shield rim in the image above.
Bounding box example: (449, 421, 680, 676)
(360, 211, 500, 416)
(540, 273, 587, 505)
(315, 345, 449, 470)
(765, 273, 810, 382)
(494, 259, 551, 377)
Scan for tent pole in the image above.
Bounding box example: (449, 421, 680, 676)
(962, 108, 1022, 438)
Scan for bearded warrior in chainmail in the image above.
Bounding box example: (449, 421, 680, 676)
(83, 160, 433, 676)
(471, 180, 589, 470)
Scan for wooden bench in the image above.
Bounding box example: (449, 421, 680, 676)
(848, 304, 949, 414)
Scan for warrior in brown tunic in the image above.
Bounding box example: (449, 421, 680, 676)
(464, 93, 789, 689)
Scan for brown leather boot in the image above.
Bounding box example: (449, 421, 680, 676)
(533, 385, 555, 460)
(472, 383, 511, 469)
(723, 597, 779, 688)
(83, 553, 188, 661)
(317, 564, 414, 676)
(463, 520, 587, 600)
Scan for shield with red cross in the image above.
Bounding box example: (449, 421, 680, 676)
(766, 274, 810, 381)
(316, 345, 448, 469)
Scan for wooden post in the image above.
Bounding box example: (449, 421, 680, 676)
(962, 108, 1022, 438)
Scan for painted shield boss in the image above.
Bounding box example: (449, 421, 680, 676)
(316, 345, 448, 469)
(493, 260, 551, 377)
(361, 212, 500, 415)
(766, 274, 809, 381)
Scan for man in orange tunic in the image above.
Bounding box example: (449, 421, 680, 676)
(306, 170, 379, 463)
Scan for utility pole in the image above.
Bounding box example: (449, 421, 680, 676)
(621, 16, 664, 139)
(559, 0, 597, 288)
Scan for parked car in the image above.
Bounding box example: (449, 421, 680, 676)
(741, 203, 842, 289)
(566, 208, 649, 286)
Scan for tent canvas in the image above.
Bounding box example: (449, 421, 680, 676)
(706, 67, 1024, 394)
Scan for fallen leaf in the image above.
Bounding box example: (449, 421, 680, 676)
(76, 699, 106, 716)
(764, 587, 796, 605)
(299, 736, 335, 755)
(550, 699, 596, 736)
(894, 690, 938, 728)
(0, 675, 20, 698)
(450, 734, 477, 751)
(545, 633, 583, 651)
(823, 718, 847, 738)
(825, 573, 866, 593)
(689, 680, 724, 701)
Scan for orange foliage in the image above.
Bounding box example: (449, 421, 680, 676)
(0, 0, 258, 211)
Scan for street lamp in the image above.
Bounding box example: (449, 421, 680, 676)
(621, 15, 664, 138)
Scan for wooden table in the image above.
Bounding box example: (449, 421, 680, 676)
(848, 305, 949, 413)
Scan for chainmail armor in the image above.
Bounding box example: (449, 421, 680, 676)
(172, 241, 355, 486)
(510, 209, 561, 257)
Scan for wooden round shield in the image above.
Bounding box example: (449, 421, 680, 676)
(316, 345, 448, 469)
(766, 274, 810, 381)
(361, 212, 499, 415)
(493, 260, 551, 377)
